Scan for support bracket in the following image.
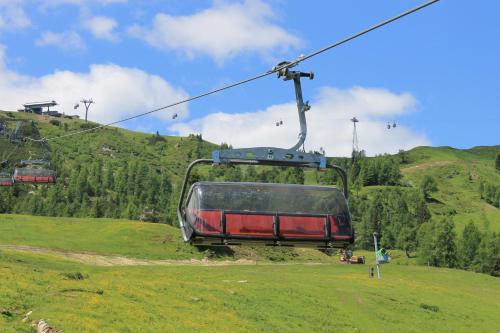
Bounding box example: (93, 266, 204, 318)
(212, 63, 324, 168)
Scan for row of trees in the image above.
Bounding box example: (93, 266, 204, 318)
(479, 181, 500, 208)
(0, 159, 178, 224)
(350, 188, 431, 255)
(418, 219, 499, 277)
(349, 186, 499, 277)
(206, 165, 305, 185)
(351, 153, 402, 186)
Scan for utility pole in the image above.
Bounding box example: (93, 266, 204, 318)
(80, 99, 95, 122)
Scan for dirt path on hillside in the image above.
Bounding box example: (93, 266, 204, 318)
(401, 161, 452, 172)
(402, 160, 452, 173)
(0, 244, 328, 267)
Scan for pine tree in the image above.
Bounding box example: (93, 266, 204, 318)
(457, 221, 482, 269)
(224, 166, 242, 182)
(76, 166, 89, 201)
(473, 232, 500, 277)
(88, 161, 103, 196)
(396, 224, 417, 258)
(362, 161, 376, 186)
(495, 154, 500, 172)
(244, 166, 258, 182)
(281, 168, 304, 184)
(418, 217, 457, 268)
(420, 175, 438, 200)
(416, 221, 434, 265)
(355, 193, 384, 249)
(410, 191, 431, 224)
(398, 149, 408, 164)
(102, 162, 114, 190)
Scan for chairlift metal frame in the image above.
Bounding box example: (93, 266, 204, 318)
(178, 64, 353, 248)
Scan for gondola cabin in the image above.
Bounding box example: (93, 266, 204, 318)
(181, 182, 354, 248)
(0, 173, 13, 187)
(13, 168, 56, 183)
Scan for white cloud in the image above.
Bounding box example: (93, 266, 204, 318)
(0, 44, 188, 124)
(36, 30, 86, 50)
(169, 86, 430, 156)
(128, 0, 301, 63)
(0, 0, 31, 31)
(83, 16, 118, 41)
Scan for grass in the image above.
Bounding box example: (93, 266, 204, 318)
(0, 214, 201, 260)
(0, 250, 499, 333)
(0, 214, 499, 332)
(0, 214, 343, 263)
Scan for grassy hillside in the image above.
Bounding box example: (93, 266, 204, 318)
(0, 214, 342, 263)
(1, 244, 499, 332)
(2, 111, 498, 230)
(401, 146, 500, 232)
(0, 110, 216, 182)
(1, 111, 499, 266)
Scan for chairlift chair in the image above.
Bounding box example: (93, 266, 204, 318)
(0, 172, 13, 187)
(14, 159, 56, 184)
(178, 65, 354, 249)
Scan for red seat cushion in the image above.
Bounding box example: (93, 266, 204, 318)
(226, 214, 274, 237)
(194, 210, 221, 234)
(280, 216, 325, 239)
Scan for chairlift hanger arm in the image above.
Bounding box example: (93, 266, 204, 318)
(279, 70, 314, 151)
(213, 66, 319, 168)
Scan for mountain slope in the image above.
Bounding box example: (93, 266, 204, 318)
(401, 146, 500, 231)
(1, 110, 499, 232)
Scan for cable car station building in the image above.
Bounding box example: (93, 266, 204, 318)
(19, 101, 62, 117)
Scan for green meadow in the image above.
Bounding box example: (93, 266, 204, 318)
(1, 249, 499, 333)
(1, 214, 499, 333)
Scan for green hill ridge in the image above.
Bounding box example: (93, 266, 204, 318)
(0, 111, 499, 274)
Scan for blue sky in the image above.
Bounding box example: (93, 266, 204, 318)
(0, 0, 498, 156)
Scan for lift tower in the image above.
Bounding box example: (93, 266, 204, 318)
(80, 99, 95, 122)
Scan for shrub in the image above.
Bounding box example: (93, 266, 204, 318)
(62, 272, 86, 280)
(80, 123, 95, 130)
(420, 303, 439, 312)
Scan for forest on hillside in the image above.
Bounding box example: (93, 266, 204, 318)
(0, 116, 499, 276)
(1, 140, 499, 277)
